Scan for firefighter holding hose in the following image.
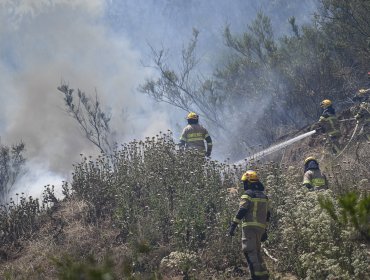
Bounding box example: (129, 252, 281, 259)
(316, 99, 341, 155)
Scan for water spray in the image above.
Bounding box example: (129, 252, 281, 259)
(235, 130, 317, 165)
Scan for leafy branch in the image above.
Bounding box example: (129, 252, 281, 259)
(57, 84, 113, 154)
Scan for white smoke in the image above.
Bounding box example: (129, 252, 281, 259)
(0, 0, 176, 199)
(0, 0, 318, 199)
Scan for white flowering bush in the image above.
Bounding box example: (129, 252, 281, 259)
(265, 164, 369, 279)
(68, 134, 369, 278)
(160, 250, 199, 277)
(2, 132, 368, 279)
(70, 132, 244, 273)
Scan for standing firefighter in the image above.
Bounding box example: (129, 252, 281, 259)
(179, 112, 213, 156)
(303, 157, 328, 191)
(229, 170, 270, 280)
(317, 99, 341, 155)
(353, 73, 370, 142)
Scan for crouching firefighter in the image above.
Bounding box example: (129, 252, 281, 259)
(229, 170, 270, 280)
(353, 83, 370, 142)
(303, 157, 328, 191)
(317, 99, 341, 155)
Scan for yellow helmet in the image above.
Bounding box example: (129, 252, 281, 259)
(320, 99, 332, 108)
(304, 156, 317, 164)
(187, 112, 199, 120)
(241, 170, 259, 182)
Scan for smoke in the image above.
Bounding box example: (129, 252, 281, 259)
(0, 0, 318, 198)
(1, 1, 151, 171)
(0, 0, 172, 198)
(8, 160, 66, 200)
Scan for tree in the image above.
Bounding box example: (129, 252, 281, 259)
(140, 6, 370, 159)
(318, 0, 370, 63)
(57, 84, 114, 154)
(140, 28, 225, 131)
(319, 192, 370, 241)
(317, 0, 370, 94)
(0, 142, 26, 203)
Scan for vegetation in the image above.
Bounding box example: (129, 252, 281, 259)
(1, 0, 370, 279)
(1, 131, 369, 279)
(57, 84, 114, 154)
(141, 0, 370, 157)
(0, 142, 26, 203)
(319, 192, 370, 241)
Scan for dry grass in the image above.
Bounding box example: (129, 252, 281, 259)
(0, 112, 369, 279)
(0, 198, 127, 279)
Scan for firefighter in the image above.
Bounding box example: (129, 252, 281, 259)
(353, 73, 370, 141)
(179, 112, 213, 156)
(317, 99, 341, 155)
(303, 157, 328, 191)
(229, 170, 270, 280)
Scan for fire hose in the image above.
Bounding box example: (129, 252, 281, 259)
(335, 122, 359, 158)
(339, 118, 356, 122)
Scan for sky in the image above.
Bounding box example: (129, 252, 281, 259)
(0, 0, 318, 198)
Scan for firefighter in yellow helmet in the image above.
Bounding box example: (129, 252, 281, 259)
(303, 157, 328, 191)
(179, 112, 213, 156)
(317, 99, 341, 155)
(229, 170, 270, 280)
(353, 72, 370, 142)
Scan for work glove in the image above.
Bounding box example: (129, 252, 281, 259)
(315, 125, 325, 134)
(358, 88, 370, 95)
(261, 230, 268, 242)
(228, 222, 238, 237)
(311, 123, 323, 134)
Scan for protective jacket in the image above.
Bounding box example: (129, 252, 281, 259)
(179, 124, 212, 154)
(355, 102, 370, 123)
(233, 183, 270, 229)
(232, 182, 270, 280)
(303, 161, 328, 190)
(318, 106, 340, 137)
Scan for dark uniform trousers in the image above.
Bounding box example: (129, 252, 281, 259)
(242, 227, 269, 280)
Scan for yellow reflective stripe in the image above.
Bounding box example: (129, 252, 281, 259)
(328, 130, 340, 136)
(233, 218, 241, 224)
(241, 222, 266, 228)
(255, 271, 269, 276)
(207, 143, 213, 146)
(180, 136, 187, 141)
(204, 134, 209, 138)
(240, 195, 267, 203)
(188, 132, 205, 138)
(312, 178, 326, 186)
(251, 198, 268, 202)
(187, 137, 205, 142)
(303, 180, 311, 185)
(253, 201, 258, 221)
(327, 116, 337, 120)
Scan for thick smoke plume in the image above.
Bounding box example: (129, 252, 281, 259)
(0, 0, 317, 198)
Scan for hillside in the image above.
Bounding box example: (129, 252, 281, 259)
(0, 104, 369, 280)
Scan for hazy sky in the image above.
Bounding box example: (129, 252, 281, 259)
(0, 0, 317, 197)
